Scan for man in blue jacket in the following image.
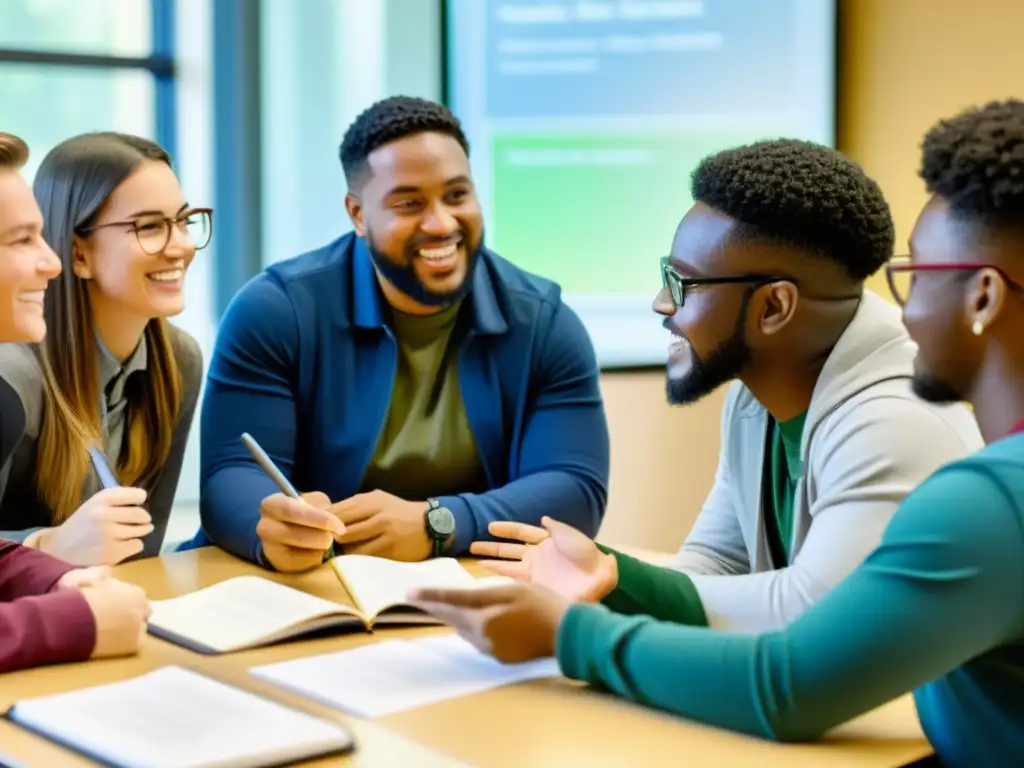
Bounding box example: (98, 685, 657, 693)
(196, 96, 610, 572)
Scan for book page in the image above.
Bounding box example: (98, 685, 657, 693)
(252, 634, 561, 718)
(148, 576, 361, 653)
(332, 556, 477, 619)
(8, 666, 353, 768)
(0, 751, 30, 768)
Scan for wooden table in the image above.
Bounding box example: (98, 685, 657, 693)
(1, 547, 935, 767)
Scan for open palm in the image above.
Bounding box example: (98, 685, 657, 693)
(469, 516, 617, 602)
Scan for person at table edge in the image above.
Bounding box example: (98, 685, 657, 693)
(467, 136, 982, 634)
(0, 132, 150, 672)
(189, 96, 610, 571)
(410, 100, 1024, 768)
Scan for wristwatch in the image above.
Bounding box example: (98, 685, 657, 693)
(424, 498, 456, 558)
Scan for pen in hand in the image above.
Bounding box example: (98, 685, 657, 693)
(241, 432, 300, 498)
(240, 432, 340, 559)
(89, 446, 121, 490)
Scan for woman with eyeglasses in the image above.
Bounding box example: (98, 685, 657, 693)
(0, 132, 208, 566)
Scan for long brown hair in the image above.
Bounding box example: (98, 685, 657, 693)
(31, 132, 182, 521)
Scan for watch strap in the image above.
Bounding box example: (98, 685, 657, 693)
(426, 498, 450, 558)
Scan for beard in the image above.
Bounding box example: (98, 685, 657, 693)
(911, 372, 964, 404)
(667, 295, 752, 406)
(366, 229, 482, 307)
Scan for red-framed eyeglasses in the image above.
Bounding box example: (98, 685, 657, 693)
(884, 257, 1024, 307)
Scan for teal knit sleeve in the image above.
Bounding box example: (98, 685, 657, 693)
(559, 464, 1024, 757)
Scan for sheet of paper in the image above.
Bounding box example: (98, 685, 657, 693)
(8, 666, 353, 768)
(0, 751, 31, 768)
(333, 556, 477, 617)
(252, 634, 561, 718)
(148, 576, 355, 652)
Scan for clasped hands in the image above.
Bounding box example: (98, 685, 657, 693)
(257, 489, 434, 572)
(257, 487, 619, 664)
(409, 516, 619, 663)
(54, 565, 152, 659)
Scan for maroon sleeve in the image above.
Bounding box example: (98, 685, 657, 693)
(0, 590, 96, 673)
(0, 538, 76, 600)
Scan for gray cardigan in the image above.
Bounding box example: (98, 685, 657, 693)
(666, 290, 984, 631)
(0, 325, 202, 558)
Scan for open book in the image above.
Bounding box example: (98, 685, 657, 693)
(147, 555, 499, 654)
(3, 665, 354, 768)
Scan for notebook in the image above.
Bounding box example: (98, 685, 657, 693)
(3, 666, 354, 768)
(147, 555, 483, 654)
(252, 634, 562, 718)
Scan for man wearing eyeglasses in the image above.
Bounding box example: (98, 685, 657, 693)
(408, 101, 1024, 768)
(458, 138, 984, 633)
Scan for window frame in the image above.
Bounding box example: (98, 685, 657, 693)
(0, 0, 177, 161)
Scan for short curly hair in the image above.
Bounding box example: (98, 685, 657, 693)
(340, 96, 469, 187)
(691, 138, 895, 281)
(920, 100, 1024, 229)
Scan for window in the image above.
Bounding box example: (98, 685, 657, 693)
(0, 0, 152, 56)
(258, 0, 443, 267)
(0, 66, 155, 178)
(0, 0, 174, 171)
(0, 0, 211, 517)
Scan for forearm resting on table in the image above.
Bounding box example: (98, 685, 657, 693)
(0, 592, 96, 673)
(559, 464, 1024, 745)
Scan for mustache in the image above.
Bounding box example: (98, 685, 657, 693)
(663, 318, 688, 341)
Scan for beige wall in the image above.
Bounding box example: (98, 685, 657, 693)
(595, 373, 725, 551)
(841, 0, 1024, 282)
(595, 0, 1024, 552)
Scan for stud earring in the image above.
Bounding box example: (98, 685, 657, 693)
(972, 320, 984, 336)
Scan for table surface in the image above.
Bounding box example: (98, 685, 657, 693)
(1, 547, 934, 768)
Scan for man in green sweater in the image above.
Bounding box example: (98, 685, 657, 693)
(410, 100, 1024, 768)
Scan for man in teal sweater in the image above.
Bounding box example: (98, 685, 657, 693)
(410, 100, 1024, 768)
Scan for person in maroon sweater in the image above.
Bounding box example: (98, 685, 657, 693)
(0, 132, 151, 673)
(1, 540, 108, 670)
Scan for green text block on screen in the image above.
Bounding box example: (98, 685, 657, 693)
(490, 131, 766, 295)
(446, 0, 837, 366)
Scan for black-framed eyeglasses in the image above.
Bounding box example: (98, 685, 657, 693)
(885, 255, 1024, 307)
(660, 256, 788, 308)
(78, 207, 213, 255)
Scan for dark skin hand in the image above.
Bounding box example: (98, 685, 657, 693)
(257, 489, 432, 569)
(469, 516, 619, 602)
(332, 489, 432, 561)
(409, 583, 572, 663)
(257, 491, 344, 573)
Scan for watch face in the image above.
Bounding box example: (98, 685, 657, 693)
(427, 506, 456, 537)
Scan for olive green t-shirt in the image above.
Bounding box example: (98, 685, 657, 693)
(358, 301, 487, 500)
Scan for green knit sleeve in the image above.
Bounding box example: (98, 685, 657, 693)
(597, 545, 708, 626)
